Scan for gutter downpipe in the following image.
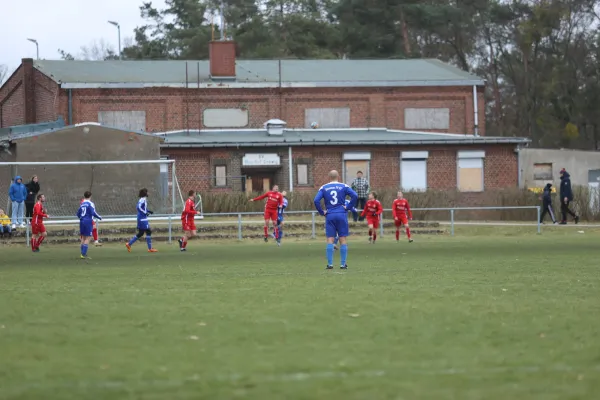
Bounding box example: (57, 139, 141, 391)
(288, 146, 293, 192)
(516, 145, 522, 188)
(68, 89, 73, 125)
(473, 85, 479, 136)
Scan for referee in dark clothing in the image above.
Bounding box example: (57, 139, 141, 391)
(559, 168, 579, 224)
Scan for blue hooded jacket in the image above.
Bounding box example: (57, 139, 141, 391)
(9, 176, 28, 203)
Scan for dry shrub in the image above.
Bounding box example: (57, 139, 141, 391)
(198, 185, 599, 221)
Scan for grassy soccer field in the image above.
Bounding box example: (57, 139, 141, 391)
(1, 231, 600, 399)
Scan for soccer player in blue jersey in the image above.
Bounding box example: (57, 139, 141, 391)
(272, 190, 288, 246)
(77, 191, 102, 259)
(125, 188, 158, 253)
(314, 170, 358, 270)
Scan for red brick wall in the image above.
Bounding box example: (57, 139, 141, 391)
(163, 144, 517, 194)
(51, 85, 485, 134)
(0, 66, 25, 127)
(33, 70, 59, 123)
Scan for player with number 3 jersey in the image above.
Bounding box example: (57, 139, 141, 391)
(314, 170, 358, 270)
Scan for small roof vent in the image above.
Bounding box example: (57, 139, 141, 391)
(264, 119, 287, 135)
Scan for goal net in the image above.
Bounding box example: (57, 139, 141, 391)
(0, 160, 182, 217)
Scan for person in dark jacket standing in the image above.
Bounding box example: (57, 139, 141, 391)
(25, 175, 40, 224)
(539, 183, 557, 224)
(559, 168, 579, 224)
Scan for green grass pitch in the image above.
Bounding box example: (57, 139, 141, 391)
(1, 230, 600, 399)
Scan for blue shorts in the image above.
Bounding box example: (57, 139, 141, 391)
(277, 216, 284, 225)
(137, 220, 150, 230)
(325, 213, 349, 238)
(80, 221, 93, 237)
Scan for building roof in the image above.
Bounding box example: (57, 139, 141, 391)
(0, 117, 66, 140)
(33, 59, 485, 89)
(159, 128, 529, 148)
(7, 122, 159, 141)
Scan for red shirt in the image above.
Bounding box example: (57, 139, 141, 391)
(181, 198, 197, 223)
(33, 202, 48, 225)
(392, 198, 412, 219)
(252, 191, 283, 210)
(361, 199, 383, 217)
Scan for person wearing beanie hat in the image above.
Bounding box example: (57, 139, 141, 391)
(559, 168, 579, 224)
(539, 183, 558, 224)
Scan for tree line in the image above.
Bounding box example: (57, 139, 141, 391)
(59, 0, 600, 150)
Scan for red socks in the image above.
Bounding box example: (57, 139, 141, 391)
(369, 229, 373, 237)
(92, 227, 98, 241)
(274, 227, 279, 239)
(406, 227, 411, 239)
(263, 226, 268, 238)
(36, 236, 45, 248)
(373, 232, 377, 242)
(31, 238, 35, 250)
(395, 230, 400, 240)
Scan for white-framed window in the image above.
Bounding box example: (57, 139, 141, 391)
(343, 152, 370, 186)
(215, 165, 227, 187)
(401, 151, 428, 191)
(305, 107, 350, 128)
(457, 151, 485, 192)
(297, 164, 309, 185)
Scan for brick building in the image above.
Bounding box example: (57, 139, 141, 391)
(0, 41, 529, 197)
(1, 42, 485, 134)
(160, 122, 529, 194)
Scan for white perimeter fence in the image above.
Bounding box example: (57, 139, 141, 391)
(12, 206, 554, 245)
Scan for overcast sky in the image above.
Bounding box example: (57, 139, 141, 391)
(1, 0, 166, 73)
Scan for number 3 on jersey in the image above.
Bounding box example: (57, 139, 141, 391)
(329, 190, 338, 205)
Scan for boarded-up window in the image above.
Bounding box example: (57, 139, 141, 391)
(405, 108, 450, 130)
(98, 111, 146, 131)
(203, 108, 248, 128)
(297, 164, 309, 185)
(401, 161, 427, 191)
(458, 158, 484, 192)
(215, 165, 227, 187)
(533, 163, 553, 180)
(305, 108, 350, 128)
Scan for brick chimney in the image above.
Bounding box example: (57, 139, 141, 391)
(209, 41, 236, 78)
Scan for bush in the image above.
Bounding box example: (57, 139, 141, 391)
(198, 185, 599, 221)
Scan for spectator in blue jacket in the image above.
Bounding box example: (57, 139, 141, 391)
(9, 176, 28, 229)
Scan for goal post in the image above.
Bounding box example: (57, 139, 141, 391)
(0, 160, 180, 217)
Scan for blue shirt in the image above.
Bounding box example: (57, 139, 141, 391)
(278, 198, 288, 217)
(344, 199, 357, 213)
(313, 182, 358, 216)
(137, 197, 150, 222)
(77, 200, 102, 221)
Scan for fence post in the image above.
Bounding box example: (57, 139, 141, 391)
(311, 212, 316, 239)
(168, 216, 172, 244)
(450, 209, 455, 236)
(26, 220, 30, 245)
(237, 213, 243, 241)
(380, 213, 384, 237)
(536, 206, 541, 234)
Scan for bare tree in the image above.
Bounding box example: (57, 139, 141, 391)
(58, 39, 118, 61)
(0, 64, 8, 85)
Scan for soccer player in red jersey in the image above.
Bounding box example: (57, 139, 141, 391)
(249, 184, 284, 242)
(393, 191, 413, 243)
(179, 190, 201, 251)
(31, 194, 49, 252)
(360, 191, 383, 243)
(80, 197, 102, 246)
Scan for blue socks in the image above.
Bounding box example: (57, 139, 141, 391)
(326, 243, 334, 266)
(128, 236, 138, 246)
(81, 244, 88, 256)
(146, 236, 152, 250)
(340, 244, 348, 266)
(278, 229, 283, 240)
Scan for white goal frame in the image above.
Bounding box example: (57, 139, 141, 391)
(0, 159, 178, 214)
